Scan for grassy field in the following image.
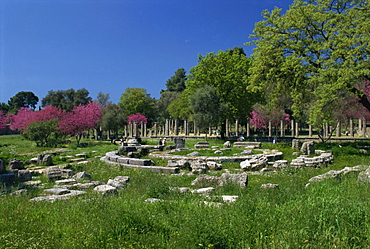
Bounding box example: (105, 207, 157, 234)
(0, 135, 369, 248)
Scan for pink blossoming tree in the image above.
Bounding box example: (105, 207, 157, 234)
(127, 113, 148, 124)
(58, 102, 102, 144)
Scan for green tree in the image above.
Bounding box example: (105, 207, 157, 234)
(24, 119, 60, 146)
(248, 0, 370, 128)
(96, 92, 111, 106)
(186, 47, 261, 137)
(100, 103, 127, 138)
(190, 85, 228, 137)
(8, 91, 39, 113)
(41, 88, 92, 112)
(164, 68, 187, 92)
(0, 103, 10, 114)
(118, 88, 157, 125)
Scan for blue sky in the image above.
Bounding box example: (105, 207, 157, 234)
(0, 0, 293, 105)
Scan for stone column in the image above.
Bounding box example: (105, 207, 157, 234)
(358, 118, 362, 136)
(140, 122, 144, 137)
(184, 120, 188, 136)
(350, 119, 354, 137)
(124, 125, 128, 137)
(268, 121, 272, 137)
(309, 124, 312, 137)
(295, 122, 299, 137)
(246, 120, 250, 137)
(165, 119, 169, 136)
(325, 122, 329, 137)
(363, 118, 366, 136)
(235, 119, 239, 137)
(175, 119, 179, 136)
(154, 122, 157, 136)
(129, 122, 133, 137)
(336, 121, 341, 137)
(291, 120, 295, 137)
(225, 119, 229, 137)
(144, 123, 147, 137)
(193, 121, 197, 136)
(134, 122, 138, 137)
(280, 120, 284, 137)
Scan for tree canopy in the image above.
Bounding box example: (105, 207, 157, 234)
(118, 88, 157, 125)
(8, 91, 39, 113)
(41, 88, 92, 112)
(186, 47, 261, 121)
(164, 68, 187, 92)
(248, 0, 370, 127)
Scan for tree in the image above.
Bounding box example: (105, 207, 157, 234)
(41, 88, 92, 111)
(248, 0, 370, 128)
(8, 107, 34, 132)
(127, 113, 148, 124)
(118, 88, 157, 125)
(189, 85, 228, 137)
(167, 91, 192, 120)
(8, 91, 39, 113)
(157, 68, 187, 124)
(96, 92, 111, 106)
(186, 47, 261, 137)
(164, 68, 186, 92)
(0, 111, 7, 130)
(58, 102, 102, 144)
(24, 119, 60, 147)
(0, 103, 10, 114)
(100, 103, 127, 138)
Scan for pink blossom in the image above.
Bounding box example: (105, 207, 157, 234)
(127, 113, 148, 124)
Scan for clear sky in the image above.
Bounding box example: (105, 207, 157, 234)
(0, 0, 293, 106)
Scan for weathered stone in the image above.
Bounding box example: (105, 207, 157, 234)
(73, 171, 91, 180)
(188, 151, 201, 157)
(61, 169, 74, 178)
(191, 175, 220, 187)
(190, 161, 208, 174)
(42, 154, 53, 166)
(358, 168, 370, 183)
(18, 169, 32, 182)
(174, 138, 185, 148)
(107, 179, 124, 189)
(22, 180, 42, 187)
(261, 183, 279, 189)
(10, 189, 28, 196)
(206, 161, 222, 170)
(214, 150, 224, 155)
(0, 173, 16, 185)
(8, 159, 24, 170)
(45, 166, 62, 181)
(219, 173, 248, 188)
(29, 190, 86, 202)
(234, 142, 261, 148)
(292, 139, 301, 149)
(272, 160, 288, 169)
(70, 182, 101, 189)
(221, 195, 238, 203)
(114, 176, 130, 184)
(192, 187, 215, 194)
(240, 156, 267, 171)
(55, 179, 77, 185)
(44, 188, 71, 195)
(94, 185, 118, 195)
(223, 141, 231, 148)
(194, 141, 209, 149)
(0, 159, 5, 174)
(300, 141, 315, 155)
(240, 150, 253, 155)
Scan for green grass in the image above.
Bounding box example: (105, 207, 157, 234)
(0, 135, 370, 248)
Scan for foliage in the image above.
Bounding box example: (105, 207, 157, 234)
(7, 107, 34, 132)
(7, 91, 39, 113)
(189, 85, 228, 132)
(187, 47, 262, 121)
(118, 88, 157, 125)
(95, 92, 111, 106)
(41, 88, 92, 112)
(164, 68, 187, 92)
(249, 104, 290, 130)
(157, 91, 181, 124)
(127, 113, 148, 124)
(58, 102, 102, 144)
(0, 102, 10, 114)
(0, 110, 7, 130)
(248, 0, 370, 128)
(167, 91, 193, 120)
(100, 103, 127, 135)
(24, 119, 60, 146)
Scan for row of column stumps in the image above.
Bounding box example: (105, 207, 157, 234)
(115, 118, 367, 138)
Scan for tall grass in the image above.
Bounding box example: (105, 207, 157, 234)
(0, 135, 369, 248)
